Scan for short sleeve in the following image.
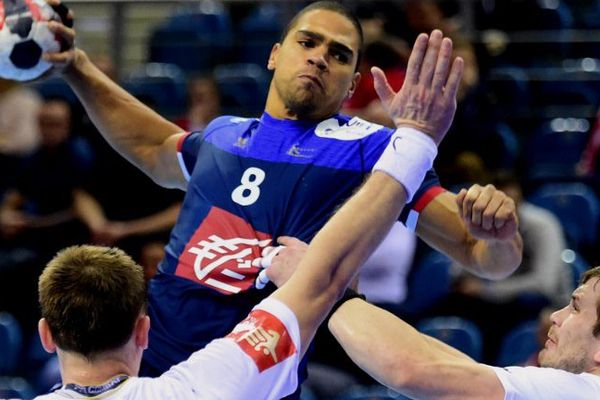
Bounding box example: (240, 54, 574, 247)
(398, 169, 445, 231)
(150, 298, 301, 400)
(491, 366, 600, 400)
(176, 131, 203, 181)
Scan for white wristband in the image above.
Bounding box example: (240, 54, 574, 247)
(372, 127, 437, 202)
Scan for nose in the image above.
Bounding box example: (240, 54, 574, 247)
(550, 306, 567, 326)
(307, 49, 328, 71)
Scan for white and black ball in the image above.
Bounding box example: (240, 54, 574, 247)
(0, 0, 61, 81)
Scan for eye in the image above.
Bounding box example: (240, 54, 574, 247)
(569, 301, 580, 313)
(332, 51, 349, 64)
(299, 40, 315, 48)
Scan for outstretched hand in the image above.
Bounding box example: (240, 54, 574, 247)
(456, 184, 519, 241)
(373, 30, 463, 145)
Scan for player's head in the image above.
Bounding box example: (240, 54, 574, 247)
(538, 266, 600, 373)
(266, 1, 363, 120)
(38, 245, 149, 363)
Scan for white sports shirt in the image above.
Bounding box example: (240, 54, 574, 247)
(492, 366, 600, 399)
(35, 298, 300, 400)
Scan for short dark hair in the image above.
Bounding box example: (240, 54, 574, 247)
(280, 1, 364, 71)
(39, 245, 147, 360)
(581, 266, 600, 337)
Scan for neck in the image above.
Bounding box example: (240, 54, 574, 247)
(264, 84, 298, 120)
(588, 365, 600, 377)
(59, 350, 137, 386)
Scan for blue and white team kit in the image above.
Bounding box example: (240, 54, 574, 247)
(144, 113, 445, 376)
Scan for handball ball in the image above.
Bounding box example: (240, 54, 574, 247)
(0, 0, 61, 82)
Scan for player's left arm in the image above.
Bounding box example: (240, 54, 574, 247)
(415, 184, 522, 280)
(329, 299, 506, 400)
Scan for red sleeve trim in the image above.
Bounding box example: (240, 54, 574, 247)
(176, 131, 191, 152)
(413, 186, 446, 212)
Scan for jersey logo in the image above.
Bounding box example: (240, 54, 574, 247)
(227, 309, 296, 372)
(287, 143, 316, 158)
(315, 117, 383, 141)
(175, 207, 272, 295)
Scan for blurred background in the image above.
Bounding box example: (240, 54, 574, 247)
(2, 0, 600, 398)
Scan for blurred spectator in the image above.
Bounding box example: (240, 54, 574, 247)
(359, 222, 417, 310)
(0, 98, 95, 257)
(175, 75, 221, 131)
(0, 79, 42, 195)
(578, 108, 600, 176)
(80, 98, 183, 266)
(0, 98, 94, 336)
(342, 4, 409, 127)
(138, 241, 166, 281)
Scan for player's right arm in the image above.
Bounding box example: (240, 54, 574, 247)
(44, 2, 187, 190)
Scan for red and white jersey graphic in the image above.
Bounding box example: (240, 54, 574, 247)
(175, 206, 272, 295)
(227, 309, 297, 373)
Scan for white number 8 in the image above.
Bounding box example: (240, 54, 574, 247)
(231, 167, 266, 206)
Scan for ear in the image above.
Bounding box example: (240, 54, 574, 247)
(134, 315, 150, 350)
(267, 43, 281, 71)
(38, 318, 57, 354)
(346, 72, 361, 99)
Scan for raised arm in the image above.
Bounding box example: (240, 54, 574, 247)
(271, 30, 463, 353)
(44, 1, 187, 190)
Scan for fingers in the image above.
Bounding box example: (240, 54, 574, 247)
(49, 1, 74, 28)
(431, 37, 453, 94)
(404, 33, 429, 85)
(277, 236, 308, 248)
(371, 66, 395, 105)
(418, 30, 443, 88)
(444, 56, 464, 101)
(460, 184, 518, 232)
(455, 188, 467, 219)
(47, 20, 75, 47)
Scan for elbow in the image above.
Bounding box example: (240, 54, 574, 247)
(468, 233, 524, 281)
(481, 259, 521, 281)
(386, 360, 431, 393)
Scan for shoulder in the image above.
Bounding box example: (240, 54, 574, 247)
(492, 366, 600, 398)
(203, 116, 257, 137)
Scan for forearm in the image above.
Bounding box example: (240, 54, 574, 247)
(72, 189, 106, 231)
(63, 50, 182, 179)
(469, 233, 523, 280)
(329, 299, 445, 390)
(272, 172, 407, 347)
(121, 203, 181, 236)
(329, 300, 502, 400)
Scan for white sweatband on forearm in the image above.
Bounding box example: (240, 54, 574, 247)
(373, 127, 437, 202)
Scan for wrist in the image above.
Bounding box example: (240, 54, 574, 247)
(373, 127, 437, 202)
(63, 48, 87, 79)
(327, 288, 366, 320)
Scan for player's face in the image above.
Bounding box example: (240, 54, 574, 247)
(538, 277, 600, 373)
(266, 9, 360, 120)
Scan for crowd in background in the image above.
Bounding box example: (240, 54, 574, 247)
(1, 0, 600, 398)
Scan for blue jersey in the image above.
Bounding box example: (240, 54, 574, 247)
(144, 112, 444, 374)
